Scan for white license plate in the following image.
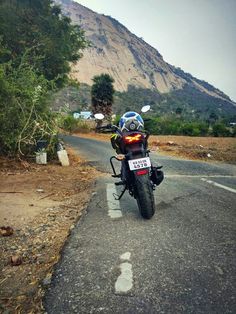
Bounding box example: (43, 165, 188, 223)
(128, 157, 151, 171)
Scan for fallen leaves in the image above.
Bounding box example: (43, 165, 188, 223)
(0, 226, 14, 237)
(10, 255, 23, 266)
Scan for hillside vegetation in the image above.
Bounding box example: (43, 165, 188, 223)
(51, 84, 236, 137)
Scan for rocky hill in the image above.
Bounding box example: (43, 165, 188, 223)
(54, 0, 236, 116)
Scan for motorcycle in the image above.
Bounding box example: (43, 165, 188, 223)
(95, 105, 164, 219)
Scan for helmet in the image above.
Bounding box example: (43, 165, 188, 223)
(119, 111, 144, 132)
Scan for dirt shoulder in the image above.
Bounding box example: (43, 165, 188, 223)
(74, 132, 236, 164)
(0, 148, 100, 313)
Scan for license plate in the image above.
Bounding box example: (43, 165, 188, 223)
(128, 157, 151, 171)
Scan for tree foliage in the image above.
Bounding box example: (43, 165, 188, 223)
(0, 0, 87, 156)
(91, 74, 115, 118)
(0, 0, 87, 86)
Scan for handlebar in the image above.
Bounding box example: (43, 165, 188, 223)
(96, 124, 111, 130)
(96, 124, 119, 134)
(96, 124, 150, 138)
(96, 124, 118, 130)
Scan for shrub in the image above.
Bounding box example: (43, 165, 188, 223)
(0, 62, 58, 156)
(144, 116, 210, 136)
(75, 119, 93, 133)
(61, 115, 79, 133)
(212, 123, 230, 137)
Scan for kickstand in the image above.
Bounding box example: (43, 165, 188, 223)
(113, 185, 127, 200)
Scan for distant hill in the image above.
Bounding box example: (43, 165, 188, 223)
(54, 0, 236, 118)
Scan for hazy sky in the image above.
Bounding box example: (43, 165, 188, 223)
(75, 0, 236, 101)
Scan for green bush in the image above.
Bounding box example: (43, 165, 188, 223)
(180, 123, 200, 136)
(212, 123, 230, 137)
(0, 62, 58, 156)
(60, 115, 93, 133)
(144, 116, 210, 136)
(61, 115, 78, 133)
(76, 120, 92, 133)
(232, 125, 236, 137)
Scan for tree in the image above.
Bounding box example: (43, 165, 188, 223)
(212, 123, 230, 137)
(209, 112, 218, 125)
(175, 107, 183, 116)
(0, 0, 87, 156)
(91, 74, 115, 119)
(0, 0, 87, 86)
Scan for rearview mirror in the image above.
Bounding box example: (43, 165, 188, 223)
(94, 113, 104, 120)
(141, 105, 150, 113)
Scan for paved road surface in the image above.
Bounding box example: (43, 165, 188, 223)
(44, 136, 236, 313)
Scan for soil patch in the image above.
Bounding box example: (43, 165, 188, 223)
(0, 148, 100, 313)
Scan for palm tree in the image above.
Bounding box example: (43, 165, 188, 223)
(91, 73, 115, 120)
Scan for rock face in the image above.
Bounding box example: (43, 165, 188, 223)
(55, 0, 234, 106)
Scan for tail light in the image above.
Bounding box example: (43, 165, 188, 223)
(123, 133, 143, 144)
(136, 169, 149, 176)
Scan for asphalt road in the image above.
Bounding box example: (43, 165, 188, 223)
(44, 135, 236, 314)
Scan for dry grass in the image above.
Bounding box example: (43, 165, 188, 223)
(74, 132, 236, 164)
(149, 135, 236, 164)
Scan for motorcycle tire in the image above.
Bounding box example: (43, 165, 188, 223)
(135, 174, 155, 219)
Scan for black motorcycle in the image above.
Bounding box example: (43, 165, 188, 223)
(95, 106, 164, 219)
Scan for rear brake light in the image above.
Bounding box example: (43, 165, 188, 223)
(124, 133, 142, 144)
(136, 169, 149, 176)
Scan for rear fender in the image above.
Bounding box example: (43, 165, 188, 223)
(132, 170, 150, 197)
(125, 143, 146, 155)
(124, 154, 151, 195)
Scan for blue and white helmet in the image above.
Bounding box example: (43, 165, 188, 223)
(119, 111, 144, 132)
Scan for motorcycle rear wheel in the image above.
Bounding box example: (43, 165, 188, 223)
(135, 174, 155, 219)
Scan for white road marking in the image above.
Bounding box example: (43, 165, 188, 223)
(106, 183, 122, 218)
(201, 178, 236, 194)
(120, 252, 131, 261)
(108, 210, 122, 219)
(115, 262, 133, 294)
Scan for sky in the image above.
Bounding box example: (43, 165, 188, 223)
(75, 0, 236, 102)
